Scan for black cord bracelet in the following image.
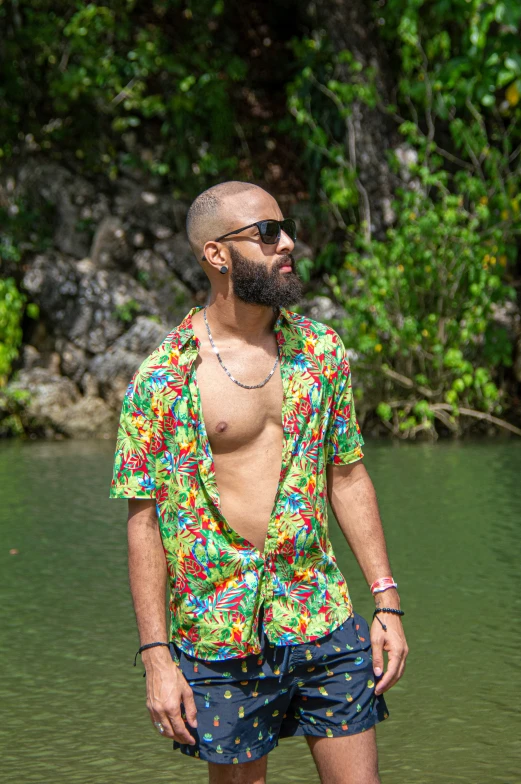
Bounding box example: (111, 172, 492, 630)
(133, 641, 171, 667)
(372, 607, 405, 632)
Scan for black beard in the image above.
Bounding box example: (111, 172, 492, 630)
(228, 245, 304, 308)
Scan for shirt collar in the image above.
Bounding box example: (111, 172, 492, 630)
(177, 305, 291, 351)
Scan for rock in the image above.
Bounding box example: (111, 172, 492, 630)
(152, 224, 173, 240)
(490, 300, 520, 342)
(154, 233, 208, 292)
(54, 339, 89, 384)
(22, 343, 62, 373)
(90, 316, 171, 408)
(59, 396, 117, 439)
(22, 345, 44, 371)
(23, 251, 161, 353)
(10, 367, 78, 403)
(133, 249, 193, 322)
(133, 249, 171, 283)
(491, 301, 521, 383)
(90, 216, 131, 269)
(81, 372, 100, 398)
(394, 145, 419, 182)
(8, 367, 116, 438)
(113, 178, 189, 234)
(16, 162, 109, 257)
(8, 367, 78, 430)
(303, 295, 346, 324)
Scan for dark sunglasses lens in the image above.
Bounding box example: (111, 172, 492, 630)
(259, 220, 280, 243)
(259, 219, 297, 243)
(282, 219, 297, 241)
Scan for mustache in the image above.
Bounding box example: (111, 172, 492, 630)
(275, 254, 295, 271)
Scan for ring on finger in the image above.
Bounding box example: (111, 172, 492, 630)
(154, 721, 166, 735)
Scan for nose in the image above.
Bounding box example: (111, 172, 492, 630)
(276, 227, 295, 256)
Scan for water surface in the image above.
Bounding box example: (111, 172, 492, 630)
(0, 438, 519, 783)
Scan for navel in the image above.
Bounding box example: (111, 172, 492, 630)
(215, 421, 228, 433)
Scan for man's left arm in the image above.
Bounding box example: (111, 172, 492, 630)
(327, 459, 409, 695)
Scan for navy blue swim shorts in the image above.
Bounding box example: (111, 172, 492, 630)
(169, 608, 389, 765)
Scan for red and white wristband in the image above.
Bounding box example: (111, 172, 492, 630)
(370, 576, 398, 595)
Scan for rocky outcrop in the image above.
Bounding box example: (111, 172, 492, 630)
(16, 162, 110, 258)
(2, 161, 356, 439)
(7, 366, 116, 439)
(90, 317, 173, 410)
(3, 161, 207, 438)
(154, 234, 208, 291)
(23, 253, 161, 353)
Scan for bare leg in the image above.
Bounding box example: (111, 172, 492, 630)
(208, 754, 269, 784)
(306, 728, 380, 784)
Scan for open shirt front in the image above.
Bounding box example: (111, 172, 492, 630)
(110, 306, 365, 660)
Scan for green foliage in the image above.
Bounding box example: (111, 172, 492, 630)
(380, 0, 521, 113)
(0, 1, 247, 189)
(287, 9, 521, 437)
(331, 181, 516, 433)
(0, 387, 31, 437)
(287, 34, 378, 235)
(1, 1, 520, 437)
(0, 278, 26, 385)
(0, 201, 54, 264)
(114, 298, 142, 324)
(0, 200, 49, 385)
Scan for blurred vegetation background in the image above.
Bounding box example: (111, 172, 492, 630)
(1, 0, 521, 440)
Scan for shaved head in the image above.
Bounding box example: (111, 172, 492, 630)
(186, 181, 272, 261)
(185, 180, 301, 308)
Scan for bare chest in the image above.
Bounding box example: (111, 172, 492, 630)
(194, 347, 284, 453)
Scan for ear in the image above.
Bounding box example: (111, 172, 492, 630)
(203, 241, 228, 271)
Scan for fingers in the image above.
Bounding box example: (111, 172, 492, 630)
(374, 650, 401, 695)
(396, 641, 409, 682)
(144, 655, 199, 745)
(371, 634, 385, 680)
(149, 702, 196, 745)
(373, 640, 409, 695)
(146, 674, 197, 745)
(165, 706, 197, 746)
(181, 684, 198, 729)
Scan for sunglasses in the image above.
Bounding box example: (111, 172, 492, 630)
(202, 218, 297, 261)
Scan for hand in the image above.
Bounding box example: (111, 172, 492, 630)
(370, 613, 409, 695)
(142, 647, 198, 745)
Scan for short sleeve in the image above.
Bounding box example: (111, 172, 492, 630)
(109, 367, 162, 499)
(325, 338, 365, 465)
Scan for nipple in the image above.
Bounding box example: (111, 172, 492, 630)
(215, 421, 228, 433)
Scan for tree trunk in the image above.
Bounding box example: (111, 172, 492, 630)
(314, 0, 402, 238)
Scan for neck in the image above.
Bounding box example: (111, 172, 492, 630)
(204, 294, 280, 343)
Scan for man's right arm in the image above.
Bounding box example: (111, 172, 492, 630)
(128, 498, 197, 744)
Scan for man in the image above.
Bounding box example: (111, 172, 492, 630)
(110, 181, 408, 784)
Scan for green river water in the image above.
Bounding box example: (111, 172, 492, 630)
(1, 438, 519, 784)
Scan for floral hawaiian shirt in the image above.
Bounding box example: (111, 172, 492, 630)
(110, 306, 365, 660)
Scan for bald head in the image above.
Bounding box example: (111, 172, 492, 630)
(186, 181, 274, 261)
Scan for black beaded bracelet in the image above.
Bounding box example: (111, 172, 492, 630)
(372, 607, 405, 632)
(374, 607, 405, 616)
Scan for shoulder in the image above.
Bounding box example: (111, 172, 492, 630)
(126, 318, 189, 398)
(282, 309, 347, 365)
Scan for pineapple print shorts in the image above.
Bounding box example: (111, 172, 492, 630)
(169, 608, 389, 765)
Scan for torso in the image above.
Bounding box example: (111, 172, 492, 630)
(191, 309, 284, 554)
